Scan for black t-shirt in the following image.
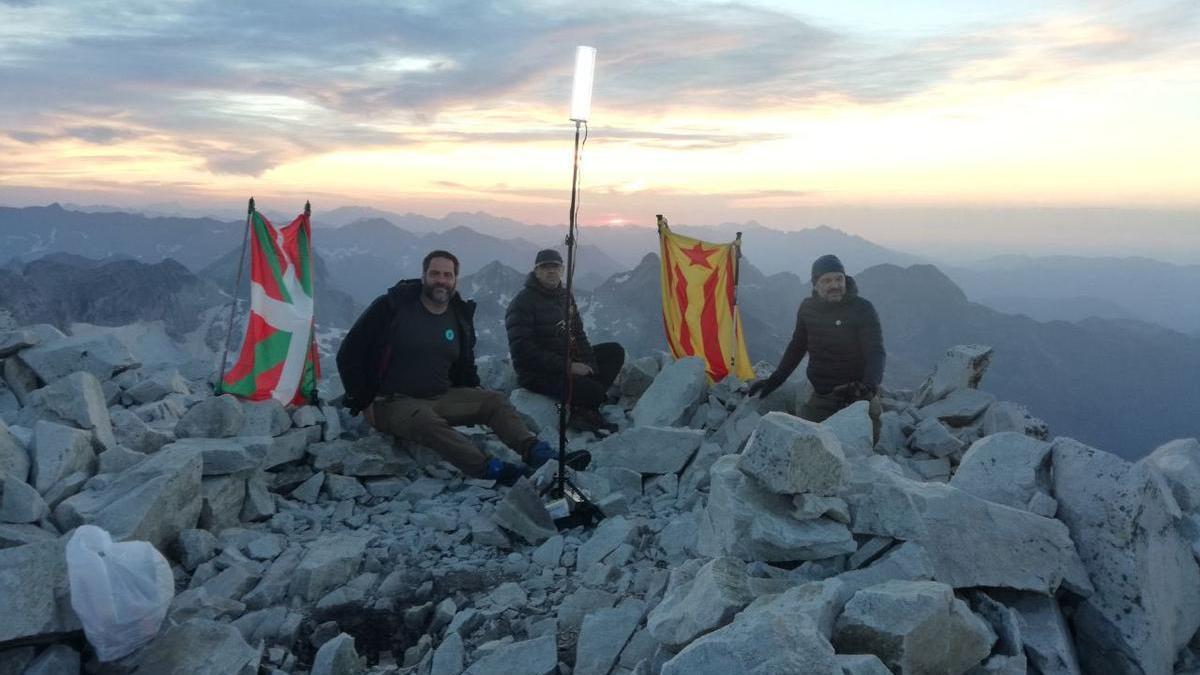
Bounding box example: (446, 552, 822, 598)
(379, 296, 461, 398)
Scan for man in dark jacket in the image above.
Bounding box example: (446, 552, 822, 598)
(747, 254, 886, 443)
(337, 250, 557, 486)
(505, 249, 625, 432)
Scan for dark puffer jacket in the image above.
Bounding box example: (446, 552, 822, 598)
(336, 279, 479, 414)
(505, 273, 595, 390)
(765, 276, 885, 394)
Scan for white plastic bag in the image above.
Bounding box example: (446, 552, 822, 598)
(66, 525, 175, 662)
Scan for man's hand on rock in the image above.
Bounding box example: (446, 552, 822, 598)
(746, 378, 779, 398)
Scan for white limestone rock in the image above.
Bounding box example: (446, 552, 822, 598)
(647, 557, 754, 648)
(175, 394, 246, 439)
(661, 608, 839, 675)
(30, 420, 97, 494)
(509, 389, 561, 436)
(53, 444, 203, 551)
(240, 399, 292, 437)
(912, 344, 993, 408)
(916, 389, 995, 427)
(1146, 438, 1200, 512)
(907, 417, 964, 459)
(0, 419, 30, 483)
(1051, 437, 1200, 675)
(842, 462, 1091, 595)
(28, 371, 116, 450)
(698, 455, 856, 562)
(950, 432, 1051, 510)
(833, 580, 995, 675)
(590, 426, 703, 475)
(0, 538, 82, 644)
(631, 356, 707, 428)
(16, 333, 138, 384)
(823, 400, 875, 457)
(0, 476, 48, 523)
(737, 412, 846, 496)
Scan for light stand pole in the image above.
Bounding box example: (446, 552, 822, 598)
(547, 46, 599, 526)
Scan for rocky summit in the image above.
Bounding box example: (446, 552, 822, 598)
(1, 326, 1198, 675)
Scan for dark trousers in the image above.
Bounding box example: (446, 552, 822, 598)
(527, 342, 625, 410)
(373, 388, 537, 477)
(800, 391, 882, 446)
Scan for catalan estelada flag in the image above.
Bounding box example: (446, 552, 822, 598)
(657, 215, 755, 382)
(220, 202, 320, 405)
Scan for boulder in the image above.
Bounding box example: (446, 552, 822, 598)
(493, 479, 556, 545)
(989, 590, 1082, 675)
(21, 644, 81, 675)
(198, 475, 247, 532)
(738, 412, 846, 496)
(842, 463, 1091, 595)
(161, 437, 263, 476)
(823, 400, 874, 457)
(1146, 438, 1200, 512)
(912, 345, 993, 408)
(647, 557, 754, 647)
(0, 419, 30, 483)
(631, 356, 707, 428)
(240, 399, 291, 437)
(833, 580, 995, 675)
(289, 533, 374, 602)
(28, 371, 116, 450)
(907, 418, 963, 459)
(0, 538, 81, 645)
(575, 598, 645, 675)
(1051, 437, 1200, 675)
(110, 409, 173, 455)
(16, 333, 138, 383)
(311, 633, 362, 675)
(310, 435, 411, 476)
(463, 635, 557, 675)
(0, 325, 62, 358)
(175, 395, 246, 439)
(981, 401, 1048, 439)
(916, 389, 995, 427)
(950, 432, 1051, 510)
(590, 426, 703, 475)
(620, 355, 659, 401)
(54, 444, 203, 551)
(698, 455, 855, 562)
(131, 619, 258, 674)
(124, 368, 190, 404)
(30, 420, 96, 494)
(750, 577, 848, 639)
(0, 476, 48, 523)
(577, 516, 637, 570)
(509, 389, 561, 436)
(662, 609, 839, 675)
(3, 357, 40, 406)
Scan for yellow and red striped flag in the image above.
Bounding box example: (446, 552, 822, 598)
(657, 215, 755, 382)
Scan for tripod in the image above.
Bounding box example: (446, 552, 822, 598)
(545, 119, 602, 529)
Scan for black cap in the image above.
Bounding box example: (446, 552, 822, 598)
(811, 254, 845, 282)
(535, 249, 563, 267)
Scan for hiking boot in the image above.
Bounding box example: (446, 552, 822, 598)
(529, 440, 592, 471)
(483, 458, 532, 487)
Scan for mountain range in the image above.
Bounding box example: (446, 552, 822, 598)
(2, 203, 1197, 458)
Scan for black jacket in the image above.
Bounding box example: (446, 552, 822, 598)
(505, 273, 595, 390)
(767, 276, 885, 394)
(336, 279, 479, 413)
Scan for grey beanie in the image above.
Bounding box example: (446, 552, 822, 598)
(811, 254, 845, 282)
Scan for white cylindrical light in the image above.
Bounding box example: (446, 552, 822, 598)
(569, 45, 596, 122)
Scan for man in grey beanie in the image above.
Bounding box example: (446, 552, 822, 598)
(747, 254, 886, 443)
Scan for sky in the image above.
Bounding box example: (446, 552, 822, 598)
(1, 0, 1198, 261)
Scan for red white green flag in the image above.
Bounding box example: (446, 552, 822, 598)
(221, 208, 319, 405)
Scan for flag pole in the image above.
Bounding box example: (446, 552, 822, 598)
(215, 197, 255, 393)
(731, 231, 744, 379)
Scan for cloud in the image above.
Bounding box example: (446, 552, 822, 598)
(1, 0, 1195, 175)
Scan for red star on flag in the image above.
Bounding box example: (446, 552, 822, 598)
(681, 242, 717, 269)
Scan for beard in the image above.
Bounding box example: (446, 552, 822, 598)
(422, 283, 452, 304)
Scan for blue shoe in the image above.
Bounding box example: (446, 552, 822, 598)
(484, 458, 532, 487)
